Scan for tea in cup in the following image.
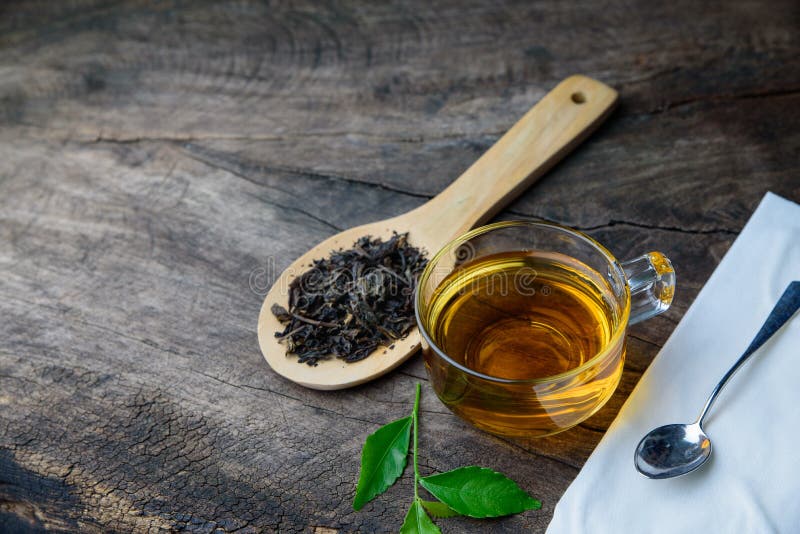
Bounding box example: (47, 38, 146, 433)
(415, 221, 675, 438)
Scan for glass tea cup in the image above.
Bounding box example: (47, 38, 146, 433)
(415, 221, 675, 438)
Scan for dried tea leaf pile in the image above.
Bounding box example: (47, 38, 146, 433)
(272, 232, 428, 365)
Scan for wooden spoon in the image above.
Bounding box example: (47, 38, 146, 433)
(257, 75, 618, 390)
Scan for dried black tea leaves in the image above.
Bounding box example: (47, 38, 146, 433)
(272, 232, 428, 365)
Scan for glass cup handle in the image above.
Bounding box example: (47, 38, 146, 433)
(621, 252, 676, 325)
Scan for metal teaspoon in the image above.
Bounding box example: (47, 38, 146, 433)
(634, 280, 800, 479)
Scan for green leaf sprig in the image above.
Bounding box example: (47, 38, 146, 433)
(353, 384, 541, 532)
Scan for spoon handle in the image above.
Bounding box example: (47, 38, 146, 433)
(697, 281, 800, 426)
(414, 75, 618, 247)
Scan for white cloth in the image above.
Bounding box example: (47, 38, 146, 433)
(547, 192, 800, 534)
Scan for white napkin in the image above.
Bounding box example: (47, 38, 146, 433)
(547, 192, 800, 534)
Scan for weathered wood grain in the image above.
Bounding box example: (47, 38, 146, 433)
(1, 0, 798, 532)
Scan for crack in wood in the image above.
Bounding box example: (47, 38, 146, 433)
(508, 211, 740, 236)
(570, 218, 739, 236)
(576, 422, 608, 434)
(645, 86, 800, 115)
(22, 127, 493, 146)
(175, 144, 744, 237)
(178, 143, 434, 202)
(627, 333, 663, 350)
(177, 149, 344, 232)
(9, 84, 798, 150)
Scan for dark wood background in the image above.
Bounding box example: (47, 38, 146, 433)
(1, 1, 798, 532)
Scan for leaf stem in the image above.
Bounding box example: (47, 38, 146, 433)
(412, 382, 421, 500)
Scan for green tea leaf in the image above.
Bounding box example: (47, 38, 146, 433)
(420, 500, 461, 518)
(400, 499, 441, 534)
(420, 466, 541, 518)
(353, 416, 412, 510)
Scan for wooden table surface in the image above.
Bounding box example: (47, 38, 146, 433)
(1, 1, 798, 532)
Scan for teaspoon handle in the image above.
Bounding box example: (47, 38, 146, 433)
(697, 281, 800, 426)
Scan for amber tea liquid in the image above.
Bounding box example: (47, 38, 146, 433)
(422, 250, 626, 437)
